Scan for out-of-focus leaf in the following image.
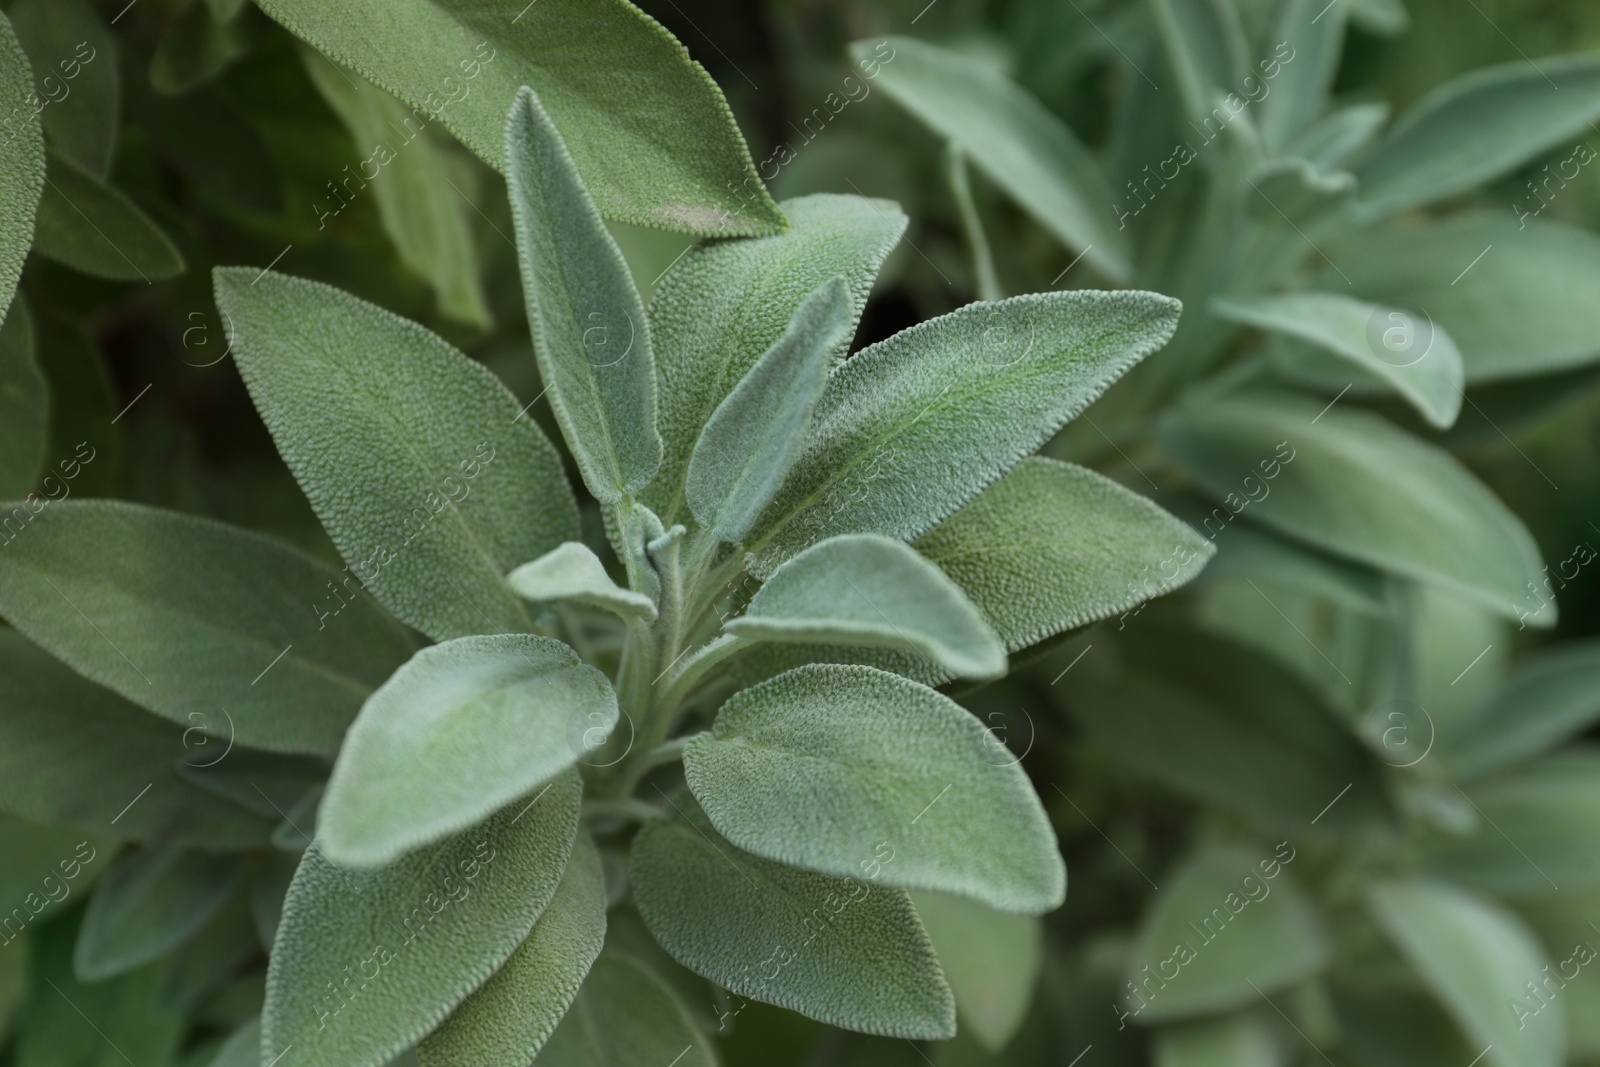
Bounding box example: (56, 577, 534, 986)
(1180, 510, 1389, 614)
(1286, 103, 1390, 170)
(0, 812, 110, 922)
(33, 310, 116, 495)
(532, 950, 717, 1067)
(1149, 0, 1249, 128)
(912, 891, 1041, 1052)
(156, 892, 259, 1012)
(1442, 642, 1600, 777)
(1256, 0, 1345, 150)
(207, 1017, 261, 1067)
(33, 148, 183, 280)
(9, 0, 116, 177)
(1153, 1014, 1285, 1067)
(149, 0, 249, 94)
(74, 844, 245, 981)
(0, 300, 46, 497)
(0, 9, 46, 322)
(1346, 0, 1409, 35)
(509, 541, 657, 622)
(137, 88, 280, 214)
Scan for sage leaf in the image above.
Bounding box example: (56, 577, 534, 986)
(1368, 879, 1563, 1067)
(263, 772, 582, 1067)
(209, 1017, 261, 1067)
(1188, 514, 1389, 615)
(1442, 642, 1600, 777)
(0, 812, 111, 914)
(915, 457, 1214, 651)
(0, 500, 416, 757)
(533, 950, 716, 1067)
(1256, 0, 1346, 151)
(749, 291, 1182, 576)
(320, 635, 616, 867)
(1156, 390, 1549, 626)
(215, 267, 579, 642)
(630, 794, 955, 1039)
(0, 9, 44, 324)
(1347, 0, 1409, 35)
(1153, 1015, 1284, 1067)
(506, 85, 661, 505)
(33, 148, 183, 281)
(10, 0, 117, 177)
(419, 833, 606, 1067)
(684, 664, 1064, 913)
(686, 277, 852, 542)
(911, 891, 1041, 1052)
(74, 844, 245, 981)
(1149, 0, 1249, 129)
(646, 193, 905, 526)
(725, 535, 1006, 680)
(508, 542, 657, 623)
(0, 300, 47, 497)
(1285, 102, 1390, 170)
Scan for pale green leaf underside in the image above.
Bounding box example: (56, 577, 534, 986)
(215, 267, 579, 643)
(0, 500, 415, 757)
(251, 0, 783, 235)
(911, 891, 1041, 1053)
(320, 635, 616, 867)
(509, 541, 657, 621)
(1441, 641, 1600, 777)
(533, 950, 717, 1067)
(74, 845, 244, 981)
(419, 833, 606, 1067)
(0, 301, 47, 497)
(685, 664, 1063, 913)
(727, 534, 1006, 680)
(33, 149, 183, 281)
(749, 290, 1182, 577)
(854, 36, 1130, 281)
(631, 796, 954, 1039)
(687, 276, 852, 542)
(915, 457, 1214, 652)
(506, 85, 661, 504)
(264, 773, 582, 1067)
(0, 11, 44, 324)
(1153, 1015, 1284, 1067)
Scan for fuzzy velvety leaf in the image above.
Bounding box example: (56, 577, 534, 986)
(252, 0, 782, 235)
(507, 85, 660, 504)
(74, 844, 245, 981)
(215, 268, 579, 642)
(915, 458, 1213, 652)
(685, 664, 1063, 913)
(32, 149, 182, 280)
(1442, 642, 1600, 778)
(9, 0, 117, 177)
(911, 891, 1041, 1052)
(533, 950, 717, 1067)
(631, 794, 954, 1039)
(319, 636, 615, 867)
(0, 301, 46, 497)
(0, 500, 416, 757)
(0, 10, 44, 323)
(263, 772, 581, 1067)
(749, 291, 1180, 577)
(508, 542, 657, 622)
(1153, 1015, 1285, 1067)
(419, 833, 606, 1067)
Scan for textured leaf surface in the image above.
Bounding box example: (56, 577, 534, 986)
(533, 950, 716, 1067)
(33, 149, 182, 280)
(1153, 1015, 1284, 1067)
(0, 301, 46, 497)
(0, 500, 415, 756)
(1442, 642, 1600, 777)
(0, 10, 43, 324)
(685, 664, 1063, 913)
(10, 0, 117, 177)
(508, 542, 657, 622)
(419, 833, 606, 1067)
(1157, 390, 1548, 625)
(727, 535, 1005, 680)
(507, 85, 660, 504)
(911, 891, 1041, 1052)
(749, 291, 1181, 576)
(264, 773, 582, 1067)
(631, 795, 954, 1039)
(74, 844, 244, 981)
(855, 37, 1128, 281)
(216, 268, 579, 642)
(645, 194, 904, 526)
(915, 458, 1213, 651)
(320, 636, 616, 867)
(251, 0, 782, 235)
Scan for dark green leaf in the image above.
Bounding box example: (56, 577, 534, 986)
(0, 9, 45, 321)
(912, 891, 1041, 1052)
(9, 0, 117, 177)
(533, 950, 717, 1067)
(33, 148, 183, 281)
(74, 844, 245, 981)
(0, 300, 46, 497)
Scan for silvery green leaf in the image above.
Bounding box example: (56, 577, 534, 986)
(1442, 641, 1600, 777)
(645, 194, 904, 526)
(0, 500, 416, 757)
(1346, 0, 1409, 34)
(748, 291, 1182, 577)
(1255, 0, 1345, 150)
(686, 277, 852, 542)
(74, 844, 245, 981)
(1149, 0, 1249, 128)
(319, 636, 616, 868)
(911, 891, 1041, 1052)
(506, 85, 661, 505)
(630, 794, 954, 1039)
(0, 10, 44, 324)
(33, 148, 183, 281)
(10, 0, 117, 177)
(852, 37, 1130, 281)
(508, 542, 657, 623)
(1214, 293, 1464, 427)
(215, 268, 579, 642)
(1153, 1014, 1285, 1067)
(0, 300, 46, 497)
(532, 950, 717, 1067)
(1284, 103, 1389, 170)
(916, 458, 1213, 651)
(684, 664, 1063, 913)
(1186, 514, 1389, 615)
(419, 833, 606, 1067)
(263, 773, 582, 1067)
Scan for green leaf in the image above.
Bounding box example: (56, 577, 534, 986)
(1153, 1014, 1285, 1067)
(645, 194, 905, 526)
(508, 542, 657, 622)
(726, 535, 1006, 680)
(1187, 515, 1389, 615)
(0, 10, 45, 322)
(419, 833, 606, 1067)
(9, 0, 117, 177)
(1156, 390, 1549, 626)
(1442, 641, 1600, 778)
(911, 891, 1041, 1052)
(74, 844, 245, 981)
(915, 458, 1214, 652)
(33, 148, 183, 281)
(0, 813, 110, 924)
(319, 635, 616, 867)
(215, 267, 579, 642)
(1347, 0, 1410, 35)
(1256, 0, 1344, 151)
(1148, 0, 1249, 129)
(1126, 843, 1328, 1023)
(687, 277, 852, 542)
(1368, 878, 1563, 1067)
(252, 0, 784, 236)
(1215, 293, 1464, 428)
(533, 950, 717, 1067)
(630, 794, 955, 1039)
(263, 772, 582, 1067)
(0, 300, 47, 497)
(149, 0, 248, 95)
(852, 37, 1129, 282)
(303, 55, 491, 330)
(1285, 103, 1390, 170)
(0, 500, 416, 757)
(0, 631, 273, 849)
(506, 85, 661, 504)
(749, 291, 1182, 577)
(208, 1017, 261, 1067)
(33, 310, 116, 495)
(156, 891, 258, 1013)
(1353, 54, 1600, 220)
(685, 664, 1063, 913)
